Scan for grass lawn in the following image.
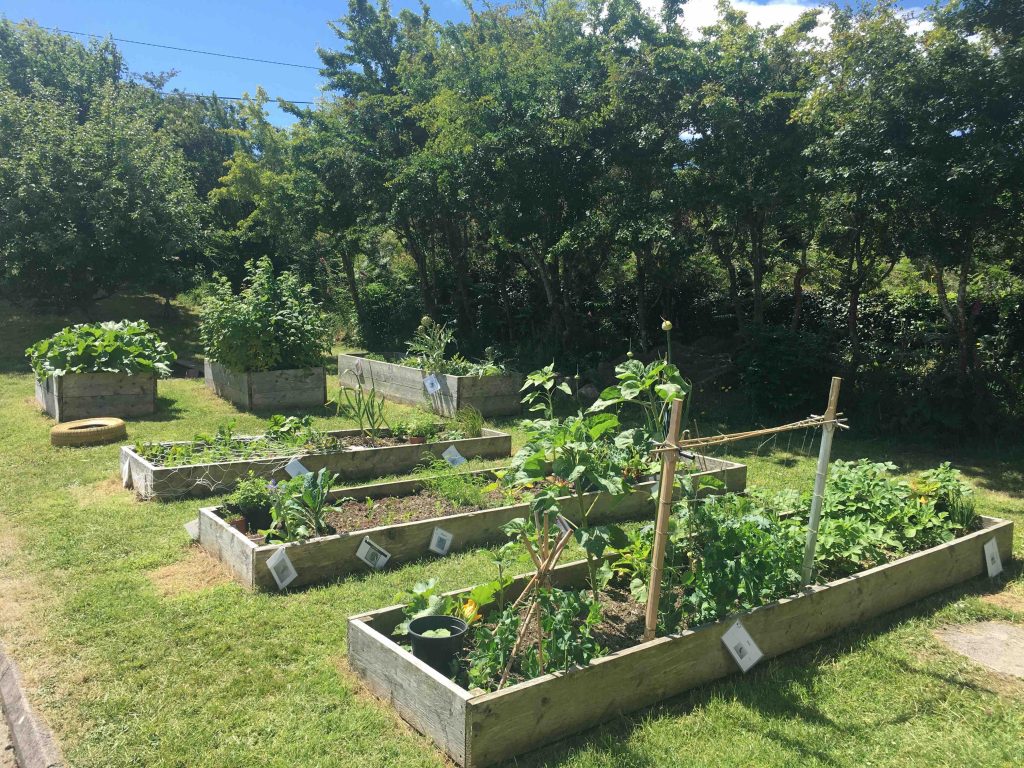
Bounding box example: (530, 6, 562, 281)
(1, 297, 1022, 767)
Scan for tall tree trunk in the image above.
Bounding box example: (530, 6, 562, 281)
(636, 248, 649, 351)
(847, 284, 862, 378)
(338, 245, 361, 318)
(934, 256, 976, 386)
(402, 225, 436, 317)
(750, 226, 765, 328)
(444, 217, 475, 333)
(517, 250, 569, 348)
(790, 249, 809, 332)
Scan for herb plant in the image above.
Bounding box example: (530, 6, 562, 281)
(26, 320, 176, 379)
(416, 456, 496, 509)
(225, 472, 272, 518)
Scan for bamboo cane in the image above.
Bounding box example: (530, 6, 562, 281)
(497, 528, 574, 688)
(800, 377, 842, 585)
(643, 398, 684, 642)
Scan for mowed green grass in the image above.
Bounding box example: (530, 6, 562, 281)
(0, 297, 1022, 767)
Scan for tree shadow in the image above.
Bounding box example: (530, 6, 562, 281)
(129, 396, 185, 423)
(0, 295, 201, 374)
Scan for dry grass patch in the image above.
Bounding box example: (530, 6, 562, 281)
(980, 588, 1024, 613)
(147, 546, 234, 597)
(69, 476, 131, 506)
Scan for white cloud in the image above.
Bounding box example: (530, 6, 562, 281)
(637, 0, 831, 38)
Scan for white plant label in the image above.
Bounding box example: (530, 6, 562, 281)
(353, 358, 363, 375)
(441, 445, 467, 466)
(554, 515, 572, 536)
(984, 538, 1003, 578)
(284, 458, 311, 477)
(356, 537, 391, 570)
(423, 374, 442, 395)
(721, 620, 763, 673)
(121, 459, 131, 485)
(266, 547, 298, 590)
(429, 527, 454, 556)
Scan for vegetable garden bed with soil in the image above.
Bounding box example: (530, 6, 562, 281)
(338, 354, 523, 418)
(350, 517, 1012, 767)
(35, 371, 157, 422)
(196, 454, 745, 590)
(349, 458, 1014, 768)
(26, 320, 174, 422)
(204, 359, 327, 411)
(120, 418, 512, 499)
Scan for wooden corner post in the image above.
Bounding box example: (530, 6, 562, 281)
(644, 397, 684, 642)
(801, 376, 842, 586)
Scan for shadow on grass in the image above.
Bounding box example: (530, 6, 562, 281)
(509, 570, 1016, 768)
(0, 295, 202, 374)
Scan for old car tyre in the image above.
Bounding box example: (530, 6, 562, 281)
(50, 417, 127, 447)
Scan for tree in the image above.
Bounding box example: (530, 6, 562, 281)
(795, 2, 920, 375)
(0, 21, 205, 306)
(903, 5, 1023, 393)
(684, 4, 820, 332)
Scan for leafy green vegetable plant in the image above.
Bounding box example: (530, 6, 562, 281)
(135, 414, 339, 467)
(260, 468, 338, 543)
(519, 363, 573, 419)
(401, 317, 507, 376)
(26, 320, 176, 378)
(587, 357, 690, 440)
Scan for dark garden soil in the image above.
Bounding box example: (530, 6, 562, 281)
(593, 582, 648, 652)
(324, 488, 511, 532)
(337, 435, 408, 449)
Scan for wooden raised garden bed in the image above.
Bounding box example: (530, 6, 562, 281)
(197, 454, 745, 590)
(348, 515, 1013, 767)
(120, 428, 512, 500)
(338, 354, 523, 418)
(35, 372, 156, 422)
(204, 359, 327, 411)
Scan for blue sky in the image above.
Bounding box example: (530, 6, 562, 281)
(3, 1, 918, 126)
(1, 0, 472, 124)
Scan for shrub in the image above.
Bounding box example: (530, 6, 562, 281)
(357, 281, 422, 355)
(200, 257, 331, 372)
(736, 326, 836, 416)
(26, 320, 176, 379)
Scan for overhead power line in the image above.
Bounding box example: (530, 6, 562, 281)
(156, 90, 316, 105)
(39, 25, 322, 70)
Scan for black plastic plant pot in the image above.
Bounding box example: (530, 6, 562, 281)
(407, 615, 469, 673)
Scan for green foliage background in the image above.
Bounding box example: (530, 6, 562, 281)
(1, 1, 1022, 432)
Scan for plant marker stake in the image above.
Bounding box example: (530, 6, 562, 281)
(644, 397, 684, 642)
(801, 377, 842, 586)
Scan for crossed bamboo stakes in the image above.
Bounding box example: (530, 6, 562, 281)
(497, 377, 848, 686)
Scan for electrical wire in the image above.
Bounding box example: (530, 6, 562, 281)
(38, 25, 322, 70)
(156, 90, 316, 105)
